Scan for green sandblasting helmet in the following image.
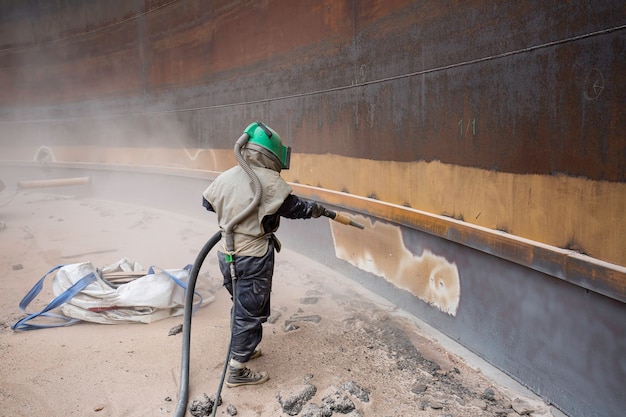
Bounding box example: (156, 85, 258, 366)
(243, 121, 291, 170)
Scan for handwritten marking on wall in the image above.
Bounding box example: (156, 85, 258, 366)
(584, 69, 604, 101)
(183, 148, 202, 161)
(458, 118, 476, 138)
(34, 146, 55, 162)
(330, 215, 460, 315)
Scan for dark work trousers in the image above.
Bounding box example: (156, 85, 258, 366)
(218, 241, 274, 364)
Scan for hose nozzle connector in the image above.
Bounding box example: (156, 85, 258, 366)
(322, 208, 365, 229)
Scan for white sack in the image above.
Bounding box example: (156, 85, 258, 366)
(50, 259, 213, 324)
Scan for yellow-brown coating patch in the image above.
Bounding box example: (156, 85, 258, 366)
(286, 153, 625, 267)
(330, 215, 460, 315)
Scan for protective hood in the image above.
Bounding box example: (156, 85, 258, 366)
(242, 148, 283, 173)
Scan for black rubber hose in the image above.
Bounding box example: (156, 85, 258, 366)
(173, 230, 222, 417)
(210, 266, 237, 417)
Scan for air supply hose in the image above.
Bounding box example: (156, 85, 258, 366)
(173, 230, 221, 417)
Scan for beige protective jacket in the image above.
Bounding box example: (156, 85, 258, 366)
(202, 149, 292, 257)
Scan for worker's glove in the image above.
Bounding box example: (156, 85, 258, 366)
(311, 202, 325, 218)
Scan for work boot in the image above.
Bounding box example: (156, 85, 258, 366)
(226, 366, 269, 388)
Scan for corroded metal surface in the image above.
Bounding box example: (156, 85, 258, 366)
(1, 1, 624, 181)
(0, 0, 624, 266)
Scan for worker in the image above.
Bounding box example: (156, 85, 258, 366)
(202, 121, 324, 387)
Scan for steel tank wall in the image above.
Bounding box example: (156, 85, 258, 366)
(0, 1, 625, 416)
(1, 0, 624, 267)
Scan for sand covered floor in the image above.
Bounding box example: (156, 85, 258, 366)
(0, 191, 556, 417)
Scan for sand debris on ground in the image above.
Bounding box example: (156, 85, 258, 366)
(0, 192, 555, 416)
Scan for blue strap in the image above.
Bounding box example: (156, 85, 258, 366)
(11, 266, 98, 331)
(147, 264, 203, 313)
